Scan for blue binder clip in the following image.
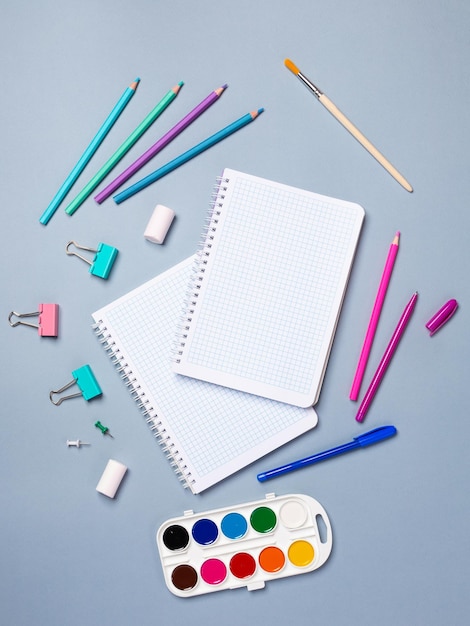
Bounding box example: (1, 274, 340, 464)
(49, 364, 103, 405)
(66, 240, 118, 279)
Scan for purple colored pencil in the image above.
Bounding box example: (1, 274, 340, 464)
(95, 84, 227, 203)
(355, 291, 418, 423)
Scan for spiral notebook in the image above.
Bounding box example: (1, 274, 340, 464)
(173, 168, 365, 407)
(92, 257, 317, 494)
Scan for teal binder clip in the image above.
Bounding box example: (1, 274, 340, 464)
(66, 240, 118, 279)
(49, 364, 103, 405)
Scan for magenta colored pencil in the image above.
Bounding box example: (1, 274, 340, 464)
(355, 291, 418, 423)
(95, 84, 227, 203)
(350, 232, 400, 401)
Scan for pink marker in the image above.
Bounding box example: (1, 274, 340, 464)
(350, 232, 400, 401)
(356, 291, 418, 423)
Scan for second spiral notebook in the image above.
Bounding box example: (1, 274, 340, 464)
(92, 257, 317, 493)
(174, 168, 365, 408)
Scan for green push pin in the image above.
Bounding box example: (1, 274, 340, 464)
(95, 420, 114, 438)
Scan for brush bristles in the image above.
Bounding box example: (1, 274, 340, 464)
(284, 58, 300, 75)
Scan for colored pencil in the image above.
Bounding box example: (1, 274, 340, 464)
(284, 58, 413, 193)
(350, 232, 400, 400)
(95, 84, 227, 203)
(113, 108, 264, 204)
(355, 292, 418, 423)
(39, 78, 140, 225)
(64, 81, 183, 216)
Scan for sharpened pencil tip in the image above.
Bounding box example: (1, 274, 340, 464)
(215, 84, 228, 96)
(130, 78, 141, 90)
(251, 108, 264, 119)
(284, 58, 300, 75)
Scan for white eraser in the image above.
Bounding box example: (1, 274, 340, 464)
(96, 459, 127, 499)
(144, 204, 175, 244)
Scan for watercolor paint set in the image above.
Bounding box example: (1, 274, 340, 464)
(156, 492, 332, 597)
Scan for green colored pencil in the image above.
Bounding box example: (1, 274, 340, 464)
(64, 81, 183, 216)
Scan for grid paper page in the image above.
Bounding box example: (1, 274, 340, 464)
(92, 257, 317, 494)
(174, 170, 364, 407)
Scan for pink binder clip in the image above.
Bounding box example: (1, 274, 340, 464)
(8, 303, 59, 337)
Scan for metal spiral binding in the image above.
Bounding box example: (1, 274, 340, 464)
(91, 320, 195, 490)
(173, 175, 230, 364)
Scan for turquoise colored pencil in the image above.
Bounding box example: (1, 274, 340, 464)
(39, 78, 140, 225)
(113, 108, 264, 204)
(64, 81, 183, 216)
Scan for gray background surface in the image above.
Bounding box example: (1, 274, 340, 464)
(1, 1, 469, 624)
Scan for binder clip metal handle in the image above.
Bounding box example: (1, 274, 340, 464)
(49, 378, 83, 405)
(66, 240, 118, 279)
(49, 364, 103, 405)
(8, 304, 59, 337)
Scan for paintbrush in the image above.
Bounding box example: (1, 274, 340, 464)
(284, 58, 413, 192)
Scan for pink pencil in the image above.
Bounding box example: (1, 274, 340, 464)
(95, 84, 227, 203)
(350, 232, 400, 401)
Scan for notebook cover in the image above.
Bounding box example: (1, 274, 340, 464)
(173, 169, 365, 407)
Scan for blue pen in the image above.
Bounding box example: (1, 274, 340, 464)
(257, 425, 397, 482)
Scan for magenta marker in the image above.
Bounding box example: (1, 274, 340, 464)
(356, 292, 418, 423)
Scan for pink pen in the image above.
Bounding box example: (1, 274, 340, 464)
(356, 291, 418, 423)
(350, 232, 400, 400)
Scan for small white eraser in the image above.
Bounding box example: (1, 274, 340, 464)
(144, 204, 175, 244)
(96, 459, 127, 498)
